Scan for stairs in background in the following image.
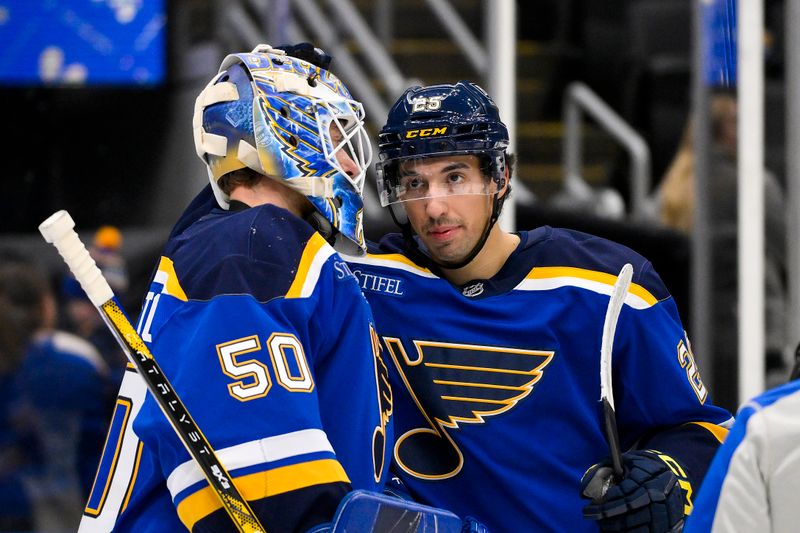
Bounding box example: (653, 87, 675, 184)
(347, 0, 619, 201)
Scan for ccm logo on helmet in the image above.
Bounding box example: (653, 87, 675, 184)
(405, 127, 448, 138)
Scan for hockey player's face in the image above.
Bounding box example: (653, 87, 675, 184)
(330, 125, 360, 178)
(400, 155, 495, 264)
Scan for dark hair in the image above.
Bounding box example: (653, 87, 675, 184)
(218, 168, 264, 196)
(502, 152, 516, 200)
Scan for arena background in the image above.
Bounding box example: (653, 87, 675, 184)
(0, 0, 792, 412)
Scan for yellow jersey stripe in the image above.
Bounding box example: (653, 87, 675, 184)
(120, 441, 144, 514)
(520, 266, 658, 307)
(689, 421, 729, 443)
(367, 253, 428, 270)
(175, 458, 349, 530)
(286, 233, 333, 299)
(155, 257, 188, 301)
(342, 252, 436, 278)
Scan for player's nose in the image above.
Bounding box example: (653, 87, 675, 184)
(336, 149, 359, 178)
(424, 195, 448, 219)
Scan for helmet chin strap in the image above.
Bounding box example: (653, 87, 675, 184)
(305, 210, 337, 246)
(391, 187, 507, 274)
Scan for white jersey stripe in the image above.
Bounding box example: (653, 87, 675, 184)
(299, 245, 336, 298)
(514, 277, 654, 310)
(79, 371, 148, 532)
(343, 254, 438, 279)
(166, 428, 335, 499)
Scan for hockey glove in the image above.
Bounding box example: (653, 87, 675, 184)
(580, 449, 691, 533)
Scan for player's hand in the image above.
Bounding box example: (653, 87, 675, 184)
(274, 42, 332, 70)
(580, 449, 690, 533)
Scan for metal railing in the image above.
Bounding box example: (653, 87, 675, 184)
(219, 0, 416, 131)
(216, 0, 514, 143)
(423, 0, 488, 75)
(214, 0, 517, 225)
(563, 81, 652, 219)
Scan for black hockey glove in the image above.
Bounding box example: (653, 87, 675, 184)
(274, 42, 332, 70)
(580, 449, 690, 533)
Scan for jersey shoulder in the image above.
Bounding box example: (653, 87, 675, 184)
(370, 233, 406, 255)
(741, 379, 800, 423)
(163, 205, 335, 301)
(364, 234, 440, 274)
(355, 235, 437, 280)
(522, 226, 671, 301)
(366, 228, 670, 301)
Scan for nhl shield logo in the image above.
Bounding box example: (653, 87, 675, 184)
(461, 282, 484, 297)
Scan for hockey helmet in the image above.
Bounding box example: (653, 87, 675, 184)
(376, 81, 509, 206)
(193, 44, 371, 255)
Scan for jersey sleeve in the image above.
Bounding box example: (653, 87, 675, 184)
(307, 255, 394, 492)
(612, 260, 732, 491)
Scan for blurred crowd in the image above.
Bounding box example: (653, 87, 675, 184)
(653, 92, 789, 410)
(0, 227, 129, 530)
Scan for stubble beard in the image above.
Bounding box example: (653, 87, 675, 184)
(418, 216, 475, 265)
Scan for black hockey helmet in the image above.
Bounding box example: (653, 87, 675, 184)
(375, 81, 511, 269)
(376, 81, 509, 207)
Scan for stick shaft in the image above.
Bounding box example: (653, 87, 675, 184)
(600, 263, 634, 480)
(39, 211, 265, 533)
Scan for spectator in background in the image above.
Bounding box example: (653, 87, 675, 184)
(0, 253, 111, 531)
(61, 225, 129, 384)
(657, 92, 788, 411)
(90, 226, 129, 295)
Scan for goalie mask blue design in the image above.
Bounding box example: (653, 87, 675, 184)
(194, 45, 371, 255)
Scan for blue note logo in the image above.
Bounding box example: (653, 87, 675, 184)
(382, 337, 555, 479)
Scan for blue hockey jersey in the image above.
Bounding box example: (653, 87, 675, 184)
(79, 204, 392, 532)
(345, 226, 732, 533)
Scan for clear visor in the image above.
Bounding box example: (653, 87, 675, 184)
(377, 155, 500, 207)
(315, 98, 372, 194)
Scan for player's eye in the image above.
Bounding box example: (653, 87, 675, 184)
(446, 173, 465, 184)
(400, 176, 425, 191)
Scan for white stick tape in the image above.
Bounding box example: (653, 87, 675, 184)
(39, 210, 114, 307)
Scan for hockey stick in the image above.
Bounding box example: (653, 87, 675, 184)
(39, 210, 266, 533)
(600, 263, 634, 481)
